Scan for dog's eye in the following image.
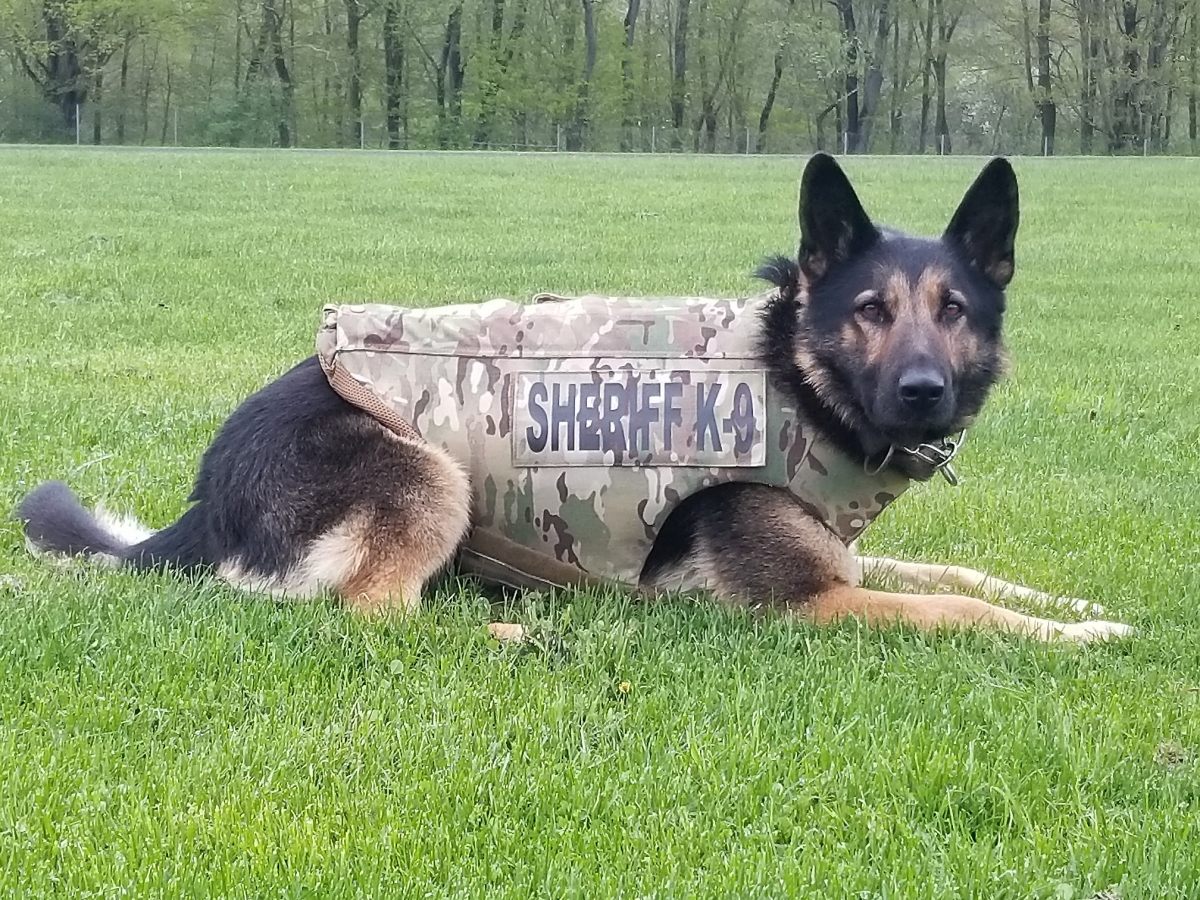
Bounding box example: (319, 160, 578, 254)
(856, 299, 887, 324)
(941, 297, 965, 321)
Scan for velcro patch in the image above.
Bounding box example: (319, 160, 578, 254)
(512, 368, 766, 467)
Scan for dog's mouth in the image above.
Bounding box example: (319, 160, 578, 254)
(796, 351, 972, 481)
(858, 425, 967, 483)
(859, 392, 958, 450)
(854, 393, 968, 481)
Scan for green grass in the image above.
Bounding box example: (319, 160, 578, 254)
(1, 147, 1199, 899)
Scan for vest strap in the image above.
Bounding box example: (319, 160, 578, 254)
(320, 355, 424, 444)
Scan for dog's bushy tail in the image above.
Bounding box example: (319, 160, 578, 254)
(17, 480, 208, 572)
(17, 481, 148, 564)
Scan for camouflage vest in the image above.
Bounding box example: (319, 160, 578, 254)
(315, 293, 911, 593)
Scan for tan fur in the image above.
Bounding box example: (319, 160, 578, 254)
(913, 267, 951, 317)
(856, 555, 1102, 616)
(988, 259, 1014, 286)
(791, 280, 864, 433)
(217, 516, 370, 599)
(847, 265, 988, 380)
(340, 553, 427, 616)
(211, 433, 471, 616)
(805, 585, 1132, 643)
(707, 500, 854, 604)
(337, 439, 472, 616)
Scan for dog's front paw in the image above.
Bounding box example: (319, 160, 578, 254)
(1059, 620, 1136, 643)
(1059, 595, 1106, 617)
(487, 622, 527, 644)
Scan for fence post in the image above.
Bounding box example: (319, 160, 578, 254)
(174, 109, 179, 146)
(75, 104, 80, 145)
(842, 131, 848, 154)
(651, 126, 656, 153)
(939, 133, 946, 155)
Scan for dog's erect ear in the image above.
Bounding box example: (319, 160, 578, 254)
(943, 157, 1020, 289)
(797, 153, 879, 284)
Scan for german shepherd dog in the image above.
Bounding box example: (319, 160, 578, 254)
(17, 154, 1133, 643)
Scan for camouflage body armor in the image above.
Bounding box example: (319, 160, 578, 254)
(315, 293, 911, 592)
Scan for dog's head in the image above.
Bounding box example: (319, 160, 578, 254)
(772, 153, 1018, 459)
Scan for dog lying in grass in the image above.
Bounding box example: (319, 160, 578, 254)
(17, 154, 1133, 644)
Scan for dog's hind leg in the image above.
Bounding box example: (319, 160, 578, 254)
(337, 440, 473, 617)
(855, 556, 1101, 616)
(806, 585, 1131, 643)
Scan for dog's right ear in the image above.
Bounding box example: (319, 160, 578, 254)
(797, 153, 879, 284)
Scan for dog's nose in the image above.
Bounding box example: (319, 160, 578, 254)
(897, 368, 946, 411)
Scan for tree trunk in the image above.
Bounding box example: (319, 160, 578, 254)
(574, 0, 597, 149)
(815, 98, 839, 152)
(932, 51, 948, 152)
(14, 2, 91, 130)
(620, 0, 642, 150)
(207, 26, 219, 108)
(1036, 0, 1055, 154)
(1021, 0, 1035, 94)
(757, 52, 784, 152)
(235, 0, 244, 92)
(272, 0, 294, 146)
(446, 6, 464, 135)
(324, 0, 341, 141)
(671, 0, 691, 148)
(140, 41, 156, 144)
(692, 0, 709, 151)
(889, 10, 912, 152)
(932, 0, 958, 154)
(1077, 0, 1099, 153)
(834, 0, 860, 151)
(504, 0, 529, 146)
(91, 71, 102, 144)
(117, 35, 131, 144)
(918, 0, 934, 152)
(1144, 0, 1179, 153)
(345, 0, 366, 146)
(474, 0, 505, 148)
(160, 61, 172, 144)
(1112, 1, 1141, 152)
(384, 0, 403, 149)
(755, 0, 794, 152)
(1191, 2, 1198, 149)
(860, 0, 891, 151)
(245, 0, 294, 146)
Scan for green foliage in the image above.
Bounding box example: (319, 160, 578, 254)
(0, 149, 1199, 897)
(2, 0, 1198, 153)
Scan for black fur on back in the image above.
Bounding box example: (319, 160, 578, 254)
(18, 356, 402, 580)
(182, 354, 381, 577)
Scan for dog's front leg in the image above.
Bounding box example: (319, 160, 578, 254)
(856, 555, 1102, 616)
(805, 584, 1131, 643)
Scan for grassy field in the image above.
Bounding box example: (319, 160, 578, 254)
(1, 147, 1198, 899)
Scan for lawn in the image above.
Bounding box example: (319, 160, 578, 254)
(1, 146, 1198, 899)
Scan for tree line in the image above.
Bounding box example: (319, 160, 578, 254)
(2, 0, 1197, 155)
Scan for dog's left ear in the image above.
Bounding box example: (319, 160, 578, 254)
(943, 157, 1020, 289)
